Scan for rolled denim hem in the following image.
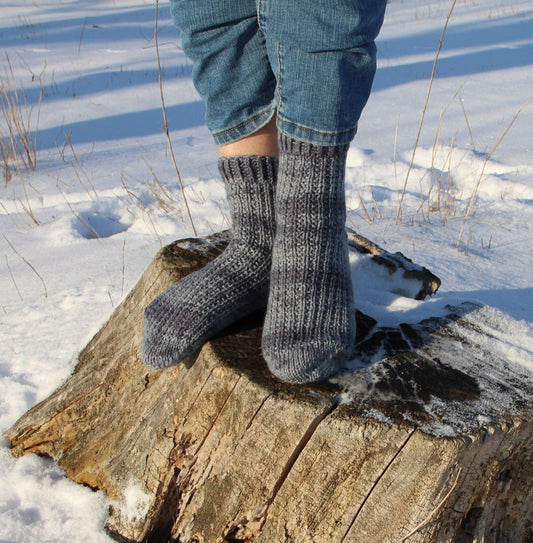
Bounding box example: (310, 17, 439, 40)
(277, 116, 358, 147)
(212, 105, 277, 146)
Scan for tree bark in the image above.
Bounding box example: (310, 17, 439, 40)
(4, 232, 533, 543)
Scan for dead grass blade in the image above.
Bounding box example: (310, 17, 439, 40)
(154, 0, 197, 236)
(0, 54, 43, 178)
(3, 233, 48, 297)
(5, 255, 24, 301)
(396, 0, 458, 223)
(457, 95, 532, 248)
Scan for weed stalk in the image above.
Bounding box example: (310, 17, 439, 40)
(154, 0, 197, 236)
(396, 0, 458, 223)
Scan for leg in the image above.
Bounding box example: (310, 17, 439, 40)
(219, 115, 278, 158)
(170, 0, 278, 146)
(142, 0, 279, 368)
(262, 136, 354, 383)
(260, 0, 387, 383)
(142, 153, 277, 368)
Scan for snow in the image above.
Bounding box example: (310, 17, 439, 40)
(110, 479, 152, 526)
(0, 445, 111, 543)
(0, 0, 532, 540)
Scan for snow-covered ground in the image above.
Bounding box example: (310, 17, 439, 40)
(1, 0, 532, 540)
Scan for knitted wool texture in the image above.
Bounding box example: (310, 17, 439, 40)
(141, 155, 278, 368)
(262, 135, 355, 383)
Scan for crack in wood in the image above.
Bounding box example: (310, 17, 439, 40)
(180, 365, 220, 426)
(401, 466, 462, 542)
(340, 428, 418, 542)
(192, 375, 242, 457)
(9, 381, 104, 457)
(244, 392, 277, 435)
(228, 391, 278, 458)
(224, 397, 340, 542)
(447, 426, 511, 532)
(267, 398, 340, 511)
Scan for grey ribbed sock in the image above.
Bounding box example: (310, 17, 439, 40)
(142, 155, 278, 368)
(262, 135, 355, 383)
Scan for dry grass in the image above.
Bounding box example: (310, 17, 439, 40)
(396, 0, 458, 224)
(61, 132, 99, 200)
(154, 0, 197, 236)
(0, 55, 43, 183)
(3, 233, 48, 297)
(118, 164, 191, 245)
(388, 0, 531, 253)
(456, 95, 533, 249)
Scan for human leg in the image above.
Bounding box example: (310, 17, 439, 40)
(262, 136, 354, 383)
(142, 155, 277, 368)
(142, 1, 279, 368)
(142, 0, 387, 378)
(170, 0, 278, 146)
(260, 0, 387, 383)
(219, 115, 278, 158)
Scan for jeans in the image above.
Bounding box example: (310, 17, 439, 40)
(170, 0, 387, 146)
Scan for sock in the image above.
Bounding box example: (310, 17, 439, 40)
(262, 135, 355, 383)
(142, 155, 278, 368)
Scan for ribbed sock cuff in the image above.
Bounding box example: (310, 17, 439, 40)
(279, 133, 349, 158)
(218, 155, 279, 186)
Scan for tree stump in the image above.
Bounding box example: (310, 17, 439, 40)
(4, 232, 533, 543)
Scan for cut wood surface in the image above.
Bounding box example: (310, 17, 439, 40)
(5, 232, 533, 543)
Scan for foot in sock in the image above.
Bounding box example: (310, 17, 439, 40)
(141, 155, 277, 368)
(262, 135, 355, 384)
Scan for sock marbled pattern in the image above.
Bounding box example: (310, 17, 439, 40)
(262, 135, 355, 383)
(142, 155, 277, 368)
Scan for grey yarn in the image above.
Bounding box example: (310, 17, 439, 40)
(142, 155, 278, 368)
(262, 135, 355, 384)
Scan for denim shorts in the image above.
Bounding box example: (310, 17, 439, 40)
(170, 0, 387, 146)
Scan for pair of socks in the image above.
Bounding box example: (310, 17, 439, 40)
(141, 134, 355, 383)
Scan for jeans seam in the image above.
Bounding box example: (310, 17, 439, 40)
(278, 117, 357, 138)
(257, 0, 265, 34)
(276, 41, 283, 117)
(213, 106, 275, 138)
